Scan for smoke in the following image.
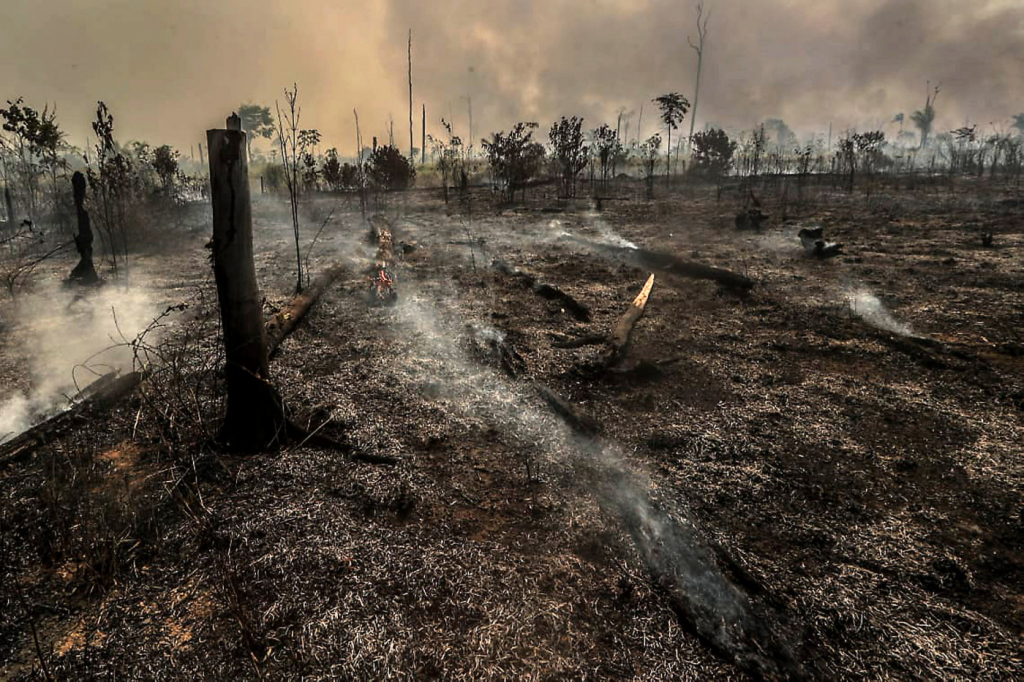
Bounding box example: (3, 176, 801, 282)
(582, 210, 639, 250)
(388, 284, 795, 675)
(548, 214, 639, 253)
(0, 284, 160, 443)
(846, 287, 913, 336)
(2, 0, 1022, 153)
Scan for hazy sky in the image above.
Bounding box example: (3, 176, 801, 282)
(2, 0, 1022, 155)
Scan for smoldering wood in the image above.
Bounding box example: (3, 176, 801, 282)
(0, 273, 370, 465)
(630, 248, 754, 290)
(0, 371, 143, 468)
(536, 377, 804, 680)
(366, 215, 398, 302)
(491, 258, 591, 321)
(265, 264, 345, 357)
(207, 114, 285, 450)
(572, 239, 754, 290)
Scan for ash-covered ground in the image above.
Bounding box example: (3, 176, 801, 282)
(1, 179, 1021, 679)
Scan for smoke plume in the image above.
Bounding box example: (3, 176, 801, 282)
(0, 284, 159, 443)
(1, 0, 1021, 153)
(847, 287, 913, 336)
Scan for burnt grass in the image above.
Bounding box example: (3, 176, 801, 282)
(1, 176, 1022, 679)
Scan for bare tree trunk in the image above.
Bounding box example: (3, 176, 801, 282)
(421, 104, 426, 166)
(408, 30, 414, 163)
(354, 109, 366, 219)
(687, 2, 710, 151)
(3, 184, 13, 231)
(207, 114, 285, 451)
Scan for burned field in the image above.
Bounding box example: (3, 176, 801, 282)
(1, 178, 1022, 679)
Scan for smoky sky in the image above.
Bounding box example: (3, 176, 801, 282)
(1, 0, 1022, 154)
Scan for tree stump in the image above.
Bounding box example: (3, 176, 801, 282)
(208, 114, 286, 451)
(67, 172, 99, 284)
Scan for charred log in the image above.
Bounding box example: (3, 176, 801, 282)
(491, 258, 591, 321)
(265, 264, 345, 357)
(0, 371, 143, 467)
(798, 227, 844, 259)
(533, 383, 600, 436)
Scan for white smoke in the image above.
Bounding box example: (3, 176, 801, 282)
(847, 288, 913, 336)
(387, 283, 781, 673)
(0, 284, 161, 443)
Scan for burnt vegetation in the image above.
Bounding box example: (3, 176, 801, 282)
(0, 49, 1023, 682)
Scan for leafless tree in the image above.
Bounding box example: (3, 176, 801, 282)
(275, 84, 304, 293)
(687, 1, 711, 150)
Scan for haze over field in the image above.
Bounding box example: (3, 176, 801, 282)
(2, 0, 1022, 152)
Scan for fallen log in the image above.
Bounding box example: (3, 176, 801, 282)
(2, 263, 348, 467)
(606, 274, 655, 366)
(548, 332, 607, 349)
(534, 383, 600, 436)
(0, 371, 144, 467)
(630, 249, 753, 290)
(265, 264, 345, 356)
(492, 258, 591, 321)
(570, 237, 754, 290)
(537, 384, 804, 679)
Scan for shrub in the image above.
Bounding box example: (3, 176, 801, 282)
(549, 116, 588, 198)
(482, 122, 546, 203)
(364, 145, 416, 192)
(690, 128, 737, 177)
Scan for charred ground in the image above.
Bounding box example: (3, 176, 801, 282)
(1, 177, 1022, 679)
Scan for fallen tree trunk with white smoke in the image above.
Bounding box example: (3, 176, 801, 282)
(266, 264, 345, 357)
(576, 238, 754, 290)
(631, 250, 753, 290)
(491, 258, 591, 321)
(535, 384, 805, 680)
(1, 263, 351, 467)
(0, 371, 144, 467)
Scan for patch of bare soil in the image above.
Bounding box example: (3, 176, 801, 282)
(1, 179, 1021, 679)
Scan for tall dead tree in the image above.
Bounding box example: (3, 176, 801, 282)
(354, 108, 366, 219)
(408, 29, 414, 163)
(421, 104, 426, 165)
(207, 114, 285, 450)
(687, 1, 710, 150)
